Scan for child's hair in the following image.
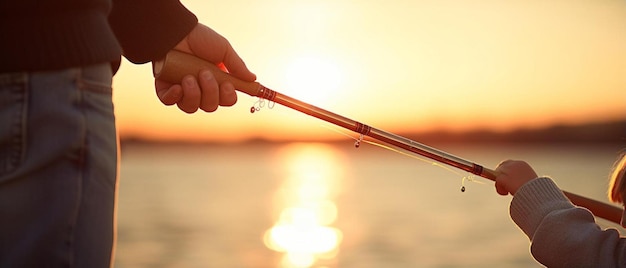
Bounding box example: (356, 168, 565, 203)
(608, 153, 626, 204)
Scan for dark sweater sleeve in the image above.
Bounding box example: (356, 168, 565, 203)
(108, 0, 198, 64)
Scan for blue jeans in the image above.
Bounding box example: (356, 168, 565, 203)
(0, 64, 118, 268)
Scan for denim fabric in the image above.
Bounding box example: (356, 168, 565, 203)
(0, 64, 118, 268)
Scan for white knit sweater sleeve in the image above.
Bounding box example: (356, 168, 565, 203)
(509, 177, 626, 267)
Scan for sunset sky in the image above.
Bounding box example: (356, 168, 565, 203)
(112, 0, 625, 142)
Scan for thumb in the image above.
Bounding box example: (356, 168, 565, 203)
(495, 182, 510, 196)
(222, 50, 257, 82)
(186, 24, 257, 82)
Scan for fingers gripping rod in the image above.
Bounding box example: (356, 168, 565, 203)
(153, 50, 623, 224)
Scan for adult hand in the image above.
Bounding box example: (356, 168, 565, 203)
(155, 23, 256, 113)
(494, 160, 539, 196)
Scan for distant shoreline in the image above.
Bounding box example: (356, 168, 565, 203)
(121, 118, 626, 146)
(404, 119, 626, 144)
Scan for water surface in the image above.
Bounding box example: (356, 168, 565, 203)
(114, 142, 624, 267)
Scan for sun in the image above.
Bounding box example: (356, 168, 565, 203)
(282, 54, 343, 107)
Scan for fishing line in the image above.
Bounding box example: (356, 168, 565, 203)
(319, 124, 483, 192)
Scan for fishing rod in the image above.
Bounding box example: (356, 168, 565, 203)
(153, 50, 623, 224)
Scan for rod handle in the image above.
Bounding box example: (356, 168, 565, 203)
(563, 192, 623, 224)
(153, 50, 262, 97)
(482, 166, 622, 224)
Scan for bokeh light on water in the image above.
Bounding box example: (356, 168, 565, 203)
(264, 143, 345, 267)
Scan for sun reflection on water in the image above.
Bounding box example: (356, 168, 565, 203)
(264, 143, 345, 267)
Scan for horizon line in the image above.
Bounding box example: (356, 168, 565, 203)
(120, 118, 626, 145)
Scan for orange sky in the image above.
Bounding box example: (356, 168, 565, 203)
(112, 0, 626, 142)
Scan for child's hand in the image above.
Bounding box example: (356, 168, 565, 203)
(494, 160, 539, 196)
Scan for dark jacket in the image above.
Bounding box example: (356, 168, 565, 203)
(0, 0, 198, 72)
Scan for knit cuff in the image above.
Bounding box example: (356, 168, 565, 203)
(509, 177, 574, 239)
